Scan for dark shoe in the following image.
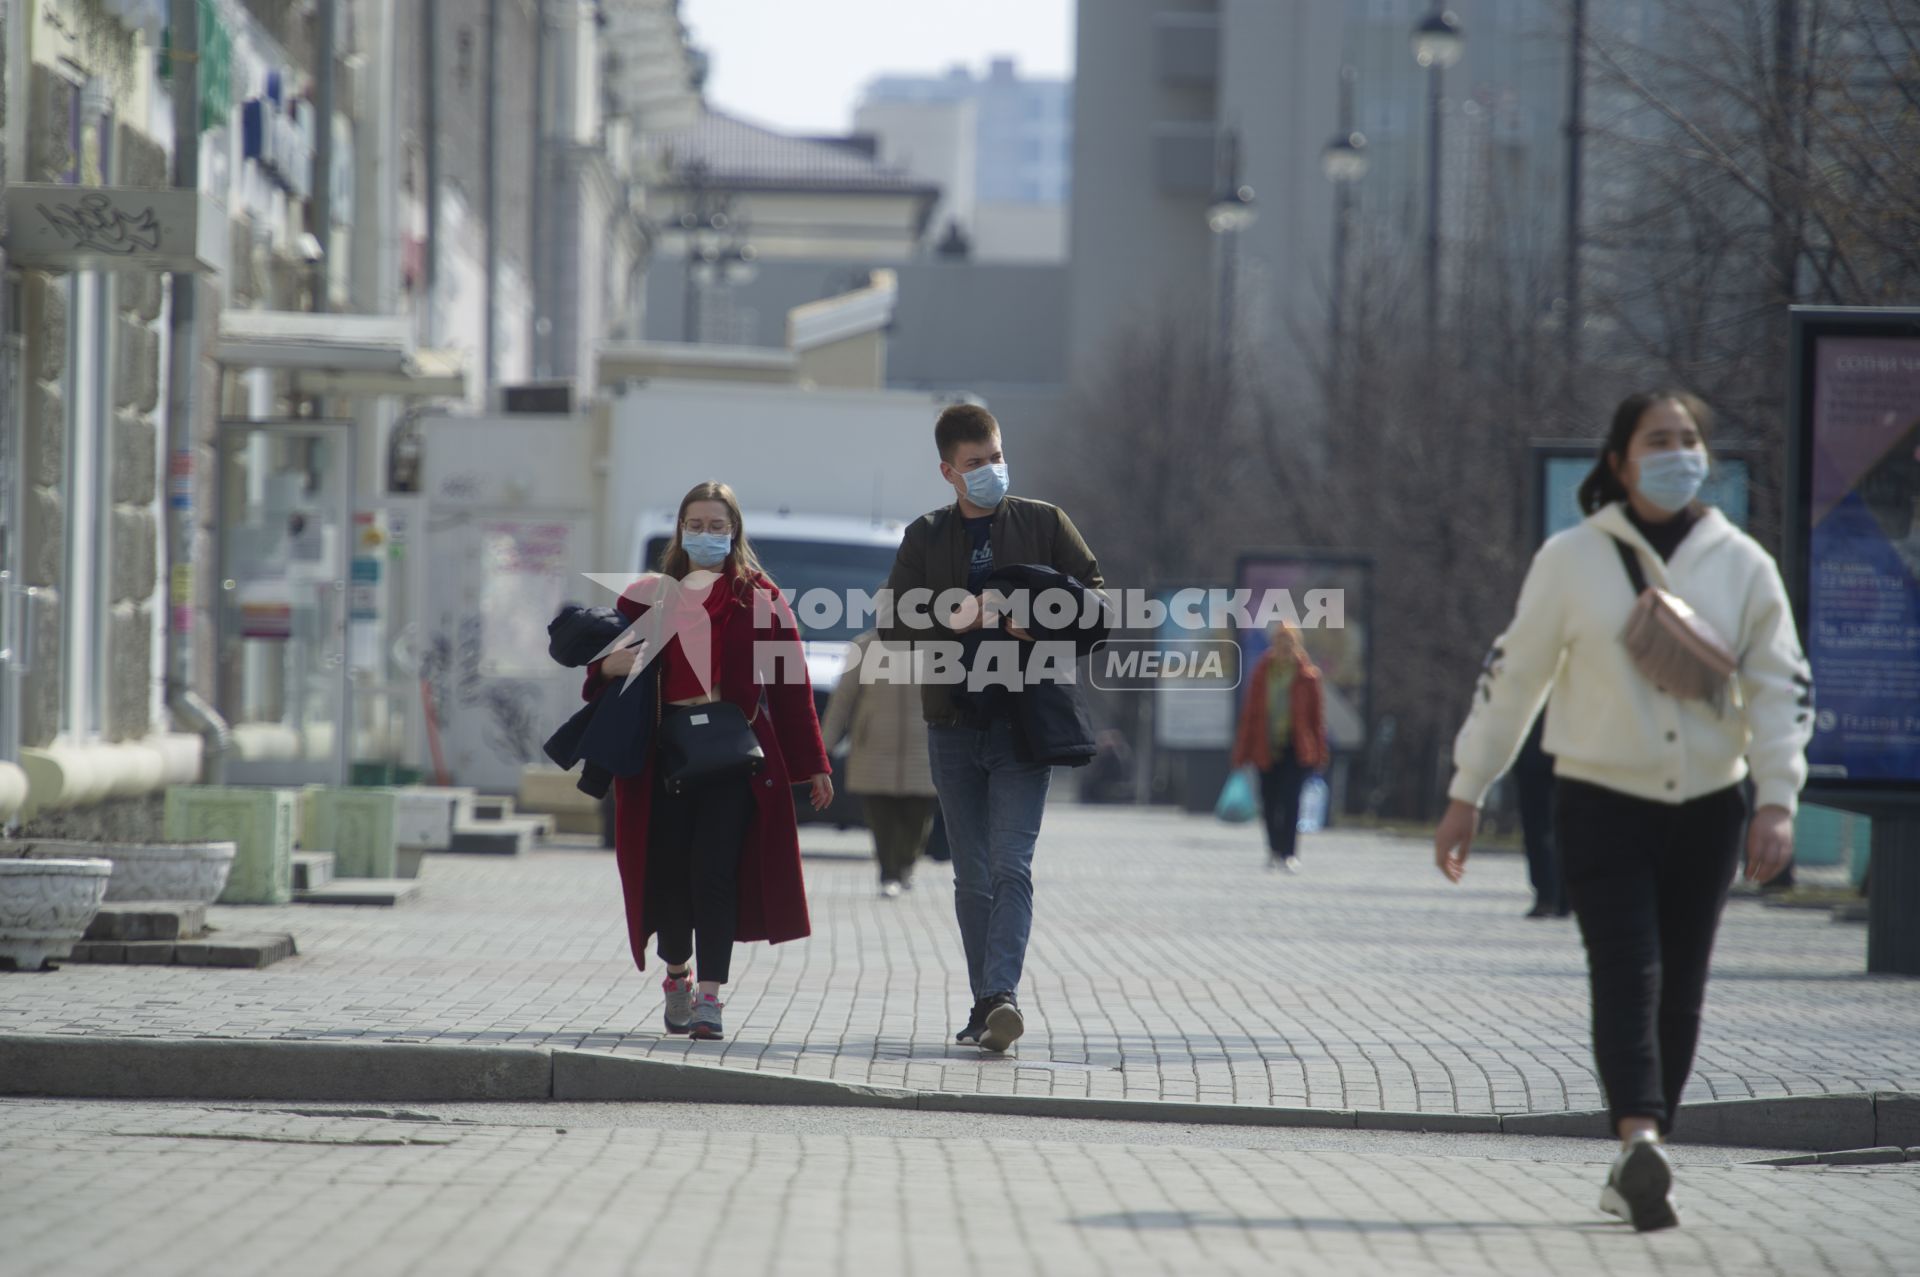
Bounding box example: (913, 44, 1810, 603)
(955, 999, 988, 1045)
(978, 994, 1025, 1053)
(1526, 900, 1556, 919)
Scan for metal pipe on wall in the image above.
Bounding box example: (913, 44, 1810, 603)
(423, 0, 440, 345)
(483, 0, 500, 396)
(530, 0, 549, 378)
(310, 0, 336, 312)
(164, 0, 231, 780)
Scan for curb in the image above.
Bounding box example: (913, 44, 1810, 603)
(2, 1033, 1912, 1151)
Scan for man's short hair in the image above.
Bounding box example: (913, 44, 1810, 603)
(935, 404, 1000, 462)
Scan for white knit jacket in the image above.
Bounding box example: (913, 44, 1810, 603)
(1449, 502, 1814, 814)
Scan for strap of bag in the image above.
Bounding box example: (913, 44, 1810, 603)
(1612, 537, 1649, 595)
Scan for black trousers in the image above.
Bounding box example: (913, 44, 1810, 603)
(645, 766, 753, 984)
(1260, 752, 1308, 861)
(864, 794, 936, 884)
(1555, 777, 1746, 1134)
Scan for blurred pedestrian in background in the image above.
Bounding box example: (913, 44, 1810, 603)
(821, 627, 938, 898)
(1231, 622, 1331, 871)
(1434, 391, 1812, 1232)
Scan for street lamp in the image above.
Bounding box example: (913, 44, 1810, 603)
(1412, 8, 1464, 354)
(1320, 132, 1370, 184)
(1411, 9, 1465, 70)
(1322, 64, 1369, 383)
(1207, 130, 1257, 381)
(1207, 183, 1258, 235)
(679, 205, 756, 342)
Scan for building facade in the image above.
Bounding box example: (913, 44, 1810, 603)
(1067, 0, 1579, 389)
(0, 0, 689, 831)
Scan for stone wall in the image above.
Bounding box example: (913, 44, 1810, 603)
(16, 65, 171, 750)
(107, 125, 170, 743)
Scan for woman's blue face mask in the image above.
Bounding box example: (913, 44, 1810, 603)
(682, 531, 733, 567)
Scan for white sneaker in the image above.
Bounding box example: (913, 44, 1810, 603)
(1284, 856, 1301, 873)
(1599, 1133, 1679, 1231)
(880, 881, 903, 899)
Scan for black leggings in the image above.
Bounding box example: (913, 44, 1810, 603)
(1260, 753, 1308, 861)
(1555, 778, 1746, 1134)
(645, 766, 752, 984)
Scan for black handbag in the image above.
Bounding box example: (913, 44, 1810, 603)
(656, 684, 765, 793)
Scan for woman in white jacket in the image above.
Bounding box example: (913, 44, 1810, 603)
(1433, 391, 1813, 1233)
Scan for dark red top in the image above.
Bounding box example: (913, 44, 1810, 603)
(659, 574, 731, 701)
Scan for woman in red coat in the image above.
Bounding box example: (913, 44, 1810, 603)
(591, 481, 832, 1040)
(1230, 623, 1331, 871)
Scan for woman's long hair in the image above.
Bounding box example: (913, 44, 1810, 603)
(657, 481, 774, 603)
(1577, 390, 1715, 515)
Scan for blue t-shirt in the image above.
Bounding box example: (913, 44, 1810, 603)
(964, 514, 994, 592)
(957, 514, 1004, 723)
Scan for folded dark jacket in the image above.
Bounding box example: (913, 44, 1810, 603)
(543, 603, 653, 798)
(977, 563, 1109, 767)
(549, 604, 626, 667)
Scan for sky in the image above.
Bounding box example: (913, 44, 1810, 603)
(678, 0, 1076, 134)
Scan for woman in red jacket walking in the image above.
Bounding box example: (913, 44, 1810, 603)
(1231, 623, 1331, 871)
(592, 481, 833, 1041)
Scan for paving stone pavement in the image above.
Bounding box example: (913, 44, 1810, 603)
(1, 805, 1914, 1115)
(2, 1098, 1915, 1276)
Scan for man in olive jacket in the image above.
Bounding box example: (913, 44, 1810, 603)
(880, 403, 1102, 1054)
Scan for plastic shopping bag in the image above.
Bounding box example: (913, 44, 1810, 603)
(1297, 776, 1329, 833)
(1215, 768, 1259, 824)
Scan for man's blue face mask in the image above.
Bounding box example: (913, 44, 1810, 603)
(962, 461, 1010, 508)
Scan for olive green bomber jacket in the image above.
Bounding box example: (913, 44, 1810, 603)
(880, 495, 1103, 726)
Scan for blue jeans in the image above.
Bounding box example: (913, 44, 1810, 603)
(927, 718, 1052, 1002)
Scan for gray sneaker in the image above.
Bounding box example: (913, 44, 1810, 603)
(690, 993, 724, 1041)
(1599, 1134, 1678, 1231)
(661, 972, 694, 1035)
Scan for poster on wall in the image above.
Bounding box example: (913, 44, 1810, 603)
(1233, 555, 1372, 752)
(1149, 587, 1241, 751)
(1790, 310, 1920, 790)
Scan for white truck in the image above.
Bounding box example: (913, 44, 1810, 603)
(415, 378, 966, 811)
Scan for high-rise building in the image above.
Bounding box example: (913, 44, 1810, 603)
(857, 58, 1072, 261)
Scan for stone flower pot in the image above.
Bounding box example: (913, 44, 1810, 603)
(3, 839, 238, 906)
(0, 858, 113, 971)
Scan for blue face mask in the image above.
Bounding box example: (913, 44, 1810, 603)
(682, 531, 733, 568)
(1635, 449, 1708, 514)
(961, 461, 1010, 508)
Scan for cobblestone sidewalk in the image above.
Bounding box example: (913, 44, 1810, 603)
(3, 1099, 1914, 1276)
(1, 806, 1913, 1115)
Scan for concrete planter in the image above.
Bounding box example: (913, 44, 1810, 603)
(0, 858, 113, 970)
(163, 787, 296, 906)
(3, 839, 237, 906)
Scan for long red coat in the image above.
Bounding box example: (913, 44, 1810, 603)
(585, 571, 829, 972)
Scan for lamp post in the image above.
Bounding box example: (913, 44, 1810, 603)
(1206, 130, 1257, 384)
(1563, 0, 1586, 368)
(678, 164, 758, 344)
(1321, 64, 1369, 385)
(1411, 8, 1464, 356)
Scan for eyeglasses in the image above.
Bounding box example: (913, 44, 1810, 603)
(681, 521, 733, 535)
